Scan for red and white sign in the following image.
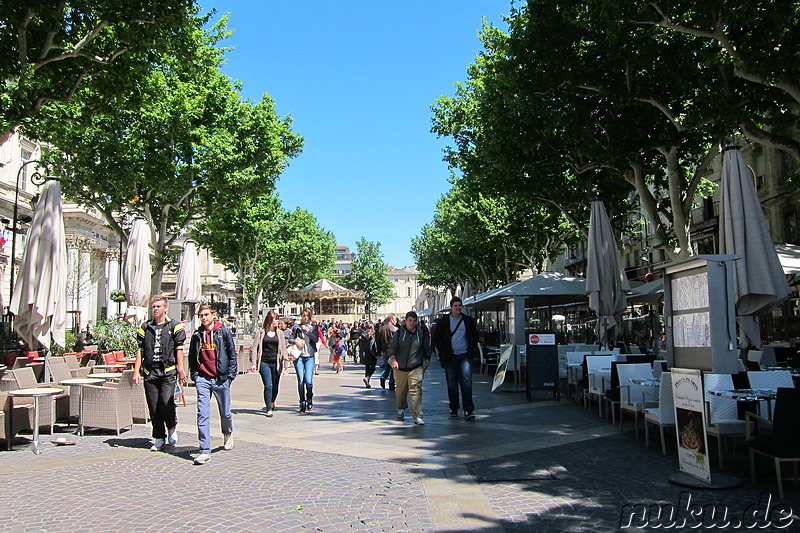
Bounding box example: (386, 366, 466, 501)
(528, 333, 556, 345)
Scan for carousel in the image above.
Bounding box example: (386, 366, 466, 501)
(286, 279, 365, 322)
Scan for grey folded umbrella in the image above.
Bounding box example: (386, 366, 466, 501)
(719, 147, 790, 348)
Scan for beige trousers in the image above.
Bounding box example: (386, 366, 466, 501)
(394, 366, 424, 419)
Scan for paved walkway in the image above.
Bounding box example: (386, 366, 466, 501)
(1, 353, 799, 532)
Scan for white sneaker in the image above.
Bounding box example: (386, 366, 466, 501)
(150, 438, 165, 451)
(193, 453, 210, 465)
(396, 409, 405, 420)
(223, 434, 234, 451)
(414, 417, 425, 425)
(167, 429, 178, 446)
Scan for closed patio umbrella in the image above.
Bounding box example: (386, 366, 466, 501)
(718, 146, 790, 348)
(585, 199, 630, 349)
(124, 217, 152, 321)
(175, 239, 201, 302)
(10, 178, 67, 381)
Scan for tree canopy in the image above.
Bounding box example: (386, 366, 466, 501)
(0, 0, 198, 134)
(343, 238, 394, 318)
(31, 15, 303, 296)
(192, 193, 336, 329)
(421, 1, 800, 289)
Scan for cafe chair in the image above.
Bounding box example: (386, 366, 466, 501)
(80, 370, 134, 435)
(704, 373, 747, 469)
(644, 372, 675, 455)
(0, 391, 34, 450)
(9, 367, 70, 432)
(747, 370, 795, 419)
(747, 387, 800, 498)
(63, 353, 92, 378)
(618, 363, 658, 437)
(131, 380, 150, 423)
(478, 344, 498, 375)
(585, 355, 615, 414)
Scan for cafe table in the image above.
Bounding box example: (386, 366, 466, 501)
(92, 364, 126, 371)
(88, 372, 123, 380)
(59, 378, 105, 436)
(708, 388, 777, 420)
(8, 387, 64, 454)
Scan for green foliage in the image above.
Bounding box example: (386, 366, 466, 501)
(91, 319, 138, 357)
(192, 193, 336, 327)
(29, 13, 302, 297)
(342, 238, 394, 318)
(0, 0, 199, 133)
(50, 331, 77, 356)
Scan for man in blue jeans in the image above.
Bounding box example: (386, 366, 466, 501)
(188, 305, 237, 464)
(433, 296, 479, 420)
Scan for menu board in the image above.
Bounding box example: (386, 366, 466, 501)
(672, 368, 711, 483)
(670, 272, 709, 311)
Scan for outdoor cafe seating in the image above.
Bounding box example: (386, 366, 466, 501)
(79, 369, 135, 435)
(0, 390, 33, 450)
(8, 367, 70, 433)
(643, 371, 675, 455)
(746, 387, 800, 498)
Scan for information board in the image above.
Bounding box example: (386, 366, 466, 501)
(525, 331, 559, 401)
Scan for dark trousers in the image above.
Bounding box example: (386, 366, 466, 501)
(364, 360, 377, 379)
(143, 373, 178, 439)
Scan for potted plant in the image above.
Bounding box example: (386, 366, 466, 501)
(110, 289, 127, 303)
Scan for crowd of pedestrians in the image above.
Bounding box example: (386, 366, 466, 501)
(135, 295, 479, 464)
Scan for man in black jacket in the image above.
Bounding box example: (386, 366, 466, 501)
(134, 295, 187, 451)
(433, 296, 479, 420)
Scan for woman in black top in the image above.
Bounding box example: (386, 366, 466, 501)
(250, 310, 289, 417)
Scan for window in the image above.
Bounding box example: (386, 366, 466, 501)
(19, 149, 32, 192)
(407, 287, 411, 297)
(784, 206, 798, 244)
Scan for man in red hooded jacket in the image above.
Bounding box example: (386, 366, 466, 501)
(188, 305, 237, 465)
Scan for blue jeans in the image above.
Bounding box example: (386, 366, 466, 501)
(444, 353, 474, 413)
(195, 375, 233, 454)
(258, 361, 280, 409)
(294, 356, 314, 404)
(380, 353, 395, 387)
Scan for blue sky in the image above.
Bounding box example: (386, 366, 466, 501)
(201, 1, 513, 268)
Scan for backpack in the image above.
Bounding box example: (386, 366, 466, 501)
(335, 340, 347, 356)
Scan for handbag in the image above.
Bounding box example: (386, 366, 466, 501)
(376, 355, 386, 368)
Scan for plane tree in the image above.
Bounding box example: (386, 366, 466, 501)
(30, 17, 303, 295)
(0, 0, 198, 134)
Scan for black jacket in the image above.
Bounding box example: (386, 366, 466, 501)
(137, 317, 186, 371)
(433, 313, 479, 363)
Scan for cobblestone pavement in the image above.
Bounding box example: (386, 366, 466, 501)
(1, 355, 799, 532)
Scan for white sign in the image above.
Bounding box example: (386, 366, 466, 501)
(672, 368, 711, 483)
(528, 333, 556, 345)
(491, 345, 514, 392)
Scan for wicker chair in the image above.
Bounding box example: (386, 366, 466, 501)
(131, 379, 150, 423)
(80, 370, 134, 435)
(63, 353, 92, 378)
(9, 367, 70, 432)
(0, 391, 34, 450)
